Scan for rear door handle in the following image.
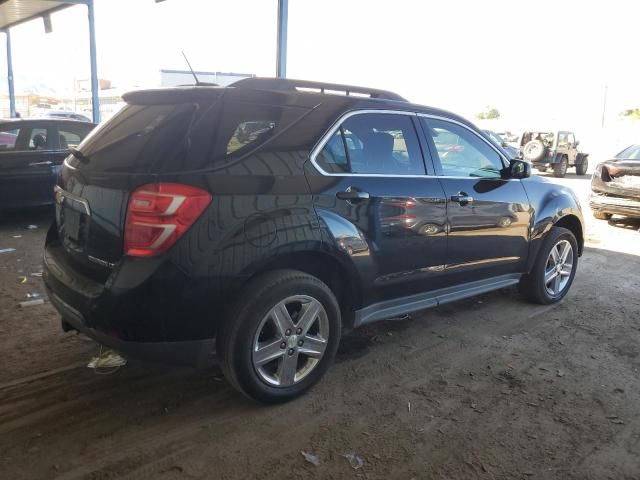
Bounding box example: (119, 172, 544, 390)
(29, 161, 53, 167)
(336, 187, 370, 201)
(451, 192, 473, 205)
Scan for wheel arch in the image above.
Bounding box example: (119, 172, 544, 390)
(553, 214, 584, 255)
(237, 250, 362, 327)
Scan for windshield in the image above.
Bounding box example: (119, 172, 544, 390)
(615, 144, 640, 160)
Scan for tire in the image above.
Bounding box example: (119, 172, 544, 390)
(593, 211, 612, 220)
(217, 269, 341, 403)
(523, 140, 546, 162)
(519, 227, 578, 304)
(536, 166, 548, 173)
(553, 157, 568, 178)
(575, 157, 589, 175)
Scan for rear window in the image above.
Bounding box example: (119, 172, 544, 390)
(72, 91, 307, 174)
(616, 145, 640, 160)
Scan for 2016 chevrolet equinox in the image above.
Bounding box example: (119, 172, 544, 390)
(44, 78, 584, 403)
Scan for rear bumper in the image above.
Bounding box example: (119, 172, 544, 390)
(590, 192, 640, 217)
(48, 289, 216, 367)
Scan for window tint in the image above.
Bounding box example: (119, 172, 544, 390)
(423, 118, 504, 178)
(316, 113, 425, 175)
(316, 129, 349, 173)
(227, 120, 276, 155)
(58, 124, 93, 150)
(0, 128, 18, 150)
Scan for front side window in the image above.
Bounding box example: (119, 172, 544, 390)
(29, 128, 48, 150)
(316, 113, 425, 175)
(557, 132, 569, 148)
(423, 118, 504, 178)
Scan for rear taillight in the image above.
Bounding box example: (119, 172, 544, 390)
(124, 183, 211, 257)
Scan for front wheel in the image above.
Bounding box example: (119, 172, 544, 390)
(519, 227, 578, 304)
(218, 270, 341, 403)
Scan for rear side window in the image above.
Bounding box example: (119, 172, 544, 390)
(58, 124, 93, 150)
(0, 128, 18, 150)
(227, 120, 276, 155)
(316, 113, 425, 175)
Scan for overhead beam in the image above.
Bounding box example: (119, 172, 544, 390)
(276, 0, 287, 78)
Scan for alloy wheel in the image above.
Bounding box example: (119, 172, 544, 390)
(544, 239, 574, 297)
(252, 295, 329, 387)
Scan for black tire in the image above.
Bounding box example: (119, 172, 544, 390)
(593, 211, 612, 220)
(553, 157, 568, 178)
(523, 140, 546, 162)
(536, 166, 548, 173)
(217, 269, 341, 403)
(575, 158, 588, 175)
(519, 226, 578, 305)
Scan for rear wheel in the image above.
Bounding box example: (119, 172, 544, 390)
(575, 158, 589, 175)
(593, 211, 612, 220)
(218, 270, 341, 403)
(519, 227, 578, 304)
(553, 157, 568, 178)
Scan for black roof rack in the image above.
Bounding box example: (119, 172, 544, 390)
(231, 77, 407, 102)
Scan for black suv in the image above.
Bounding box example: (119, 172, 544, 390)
(44, 78, 584, 403)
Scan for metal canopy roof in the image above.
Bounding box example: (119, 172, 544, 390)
(0, 0, 87, 31)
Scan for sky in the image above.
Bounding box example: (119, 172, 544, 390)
(1, 0, 640, 134)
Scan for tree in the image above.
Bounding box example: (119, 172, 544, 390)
(476, 106, 500, 120)
(621, 108, 640, 120)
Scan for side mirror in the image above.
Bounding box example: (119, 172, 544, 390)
(509, 159, 531, 179)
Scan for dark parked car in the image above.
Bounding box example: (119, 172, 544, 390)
(44, 78, 584, 403)
(483, 129, 520, 159)
(590, 144, 640, 220)
(520, 130, 589, 177)
(0, 118, 95, 208)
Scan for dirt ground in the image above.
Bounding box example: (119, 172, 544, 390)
(1, 173, 639, 480)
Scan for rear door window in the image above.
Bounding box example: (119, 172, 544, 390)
(316, 113, 426, 175)
(57, 123, 93, 150)
(0, 127, 19, 151)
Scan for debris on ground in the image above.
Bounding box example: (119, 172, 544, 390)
(557, 369, 565, 377)
(18, 299, 45, 308)
(301, 451, 320, 466)
(24, 225, 38, 230)
(26, 292, 41, 299)
(12, 235, 22, 238)
(17, 276, 27, 284)
(87, 349, 127, 369)
(0, 248, 16, 254)
(30, 272, 43, 277)
(342, 452, 364, 470)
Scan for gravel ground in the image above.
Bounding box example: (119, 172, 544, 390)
(0, 172, 639, 480)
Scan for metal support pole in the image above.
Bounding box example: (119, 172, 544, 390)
(276, 0, 288, 78)
(5, 30, 16, 118)
(87, 0, 100, 122)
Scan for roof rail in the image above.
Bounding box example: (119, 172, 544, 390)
(230, 77, 407, 102)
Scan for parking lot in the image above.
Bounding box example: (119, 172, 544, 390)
(1, 172, 638, 479)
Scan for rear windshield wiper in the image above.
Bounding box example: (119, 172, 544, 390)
(69, 147, 90, 164)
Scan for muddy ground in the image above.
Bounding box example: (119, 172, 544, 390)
(1, 174, 639, 480)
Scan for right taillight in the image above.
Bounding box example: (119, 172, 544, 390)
(124, 182, 211, 257)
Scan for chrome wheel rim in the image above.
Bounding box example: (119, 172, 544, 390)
(252, 295, 329, 387)
(544, 240, 574, 297)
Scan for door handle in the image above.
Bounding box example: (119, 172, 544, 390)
(29, 161, 53, 167)
(336, 187, 370, 201)
(451, 192, 473, 205)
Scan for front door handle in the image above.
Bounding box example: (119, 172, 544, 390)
(29, 161, 53, 167)
(336, 187, 370, 201)
(451, 192, 473, 205)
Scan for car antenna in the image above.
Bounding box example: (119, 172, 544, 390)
(182, 50, 202, 86)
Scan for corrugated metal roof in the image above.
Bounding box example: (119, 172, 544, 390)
(0, 0, 84, 31)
